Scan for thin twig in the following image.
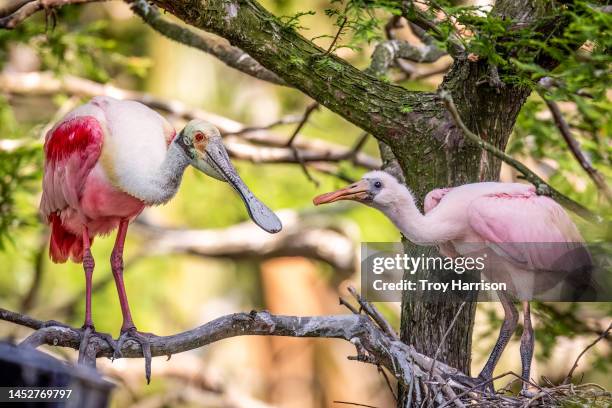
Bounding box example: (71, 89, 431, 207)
(439, 90, 602, 224)
(428, 302, 465, 381)
(324, 16, 348, 56)
(347, 286, 398, 340)
(339, 297, 361, 315)
(284, 101, 321, 185)
(348, 132, 369, 160)
(286, 102, 320, 146)
(537, 87, 612, 203)
(223, 115, 303, 136)
(333, 401, 378, 408)
(564, 321, 612, 383)
(378, 365, 398, 401)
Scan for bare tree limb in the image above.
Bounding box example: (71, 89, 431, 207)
(0, 0, 34, 17)
(0, 306, 463, 392)
(0, 0, 103, 29)
(0, 71, 382, 171)
(400, 2, 466, 58)
(134, 210, 357, 272)
(347, 286, 398, 340)
(564, 321, 612, 384)
(127, 0, 284, 86)
(439, 91, 602, 224)
(537, 82, 612, 203)
(366, 39, 447, 78)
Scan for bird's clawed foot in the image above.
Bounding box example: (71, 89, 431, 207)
(77, 325, 118, 365)
(448, 372, 496, 395)
(114, 327, 154, 384)
(519, 386, 537, 398)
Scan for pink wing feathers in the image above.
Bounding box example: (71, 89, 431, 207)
(40, 116, 104, 263)
(467, 189, 589, 273)
(424, 188, 453, 213)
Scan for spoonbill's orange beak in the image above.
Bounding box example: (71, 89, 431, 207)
(313, 179, 370, 205)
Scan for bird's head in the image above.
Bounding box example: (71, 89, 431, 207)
(313, 171, 403, 210)
(176, 119, 282, 234)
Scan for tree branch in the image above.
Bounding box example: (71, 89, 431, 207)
(150, 0, 437, 147)
(127, 0, 284, 86)
(400, 2, 466, 58)
(0, 306, 465, 398)
(564, 321, 612, 384)
(0, 0, 34, 17)
(366, 39, 446, 78)
(134, 210, 357, 273)
(0, 0, 103, 29)
(0, 71, 381, 171)
(439, 91, 602, 224)
(537, 82, 612, 203)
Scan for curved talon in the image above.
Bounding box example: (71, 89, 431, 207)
(76, 326, 118, 365)
(77, 326, 93, 364)
(115, 328, 154, 384)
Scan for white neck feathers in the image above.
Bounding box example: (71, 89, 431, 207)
(376, 186, 442, 244)
(134, 142, 190, 205)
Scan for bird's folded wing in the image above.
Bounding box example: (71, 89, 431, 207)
(467, 191, 589, 273)
(39, 115, 104, 220)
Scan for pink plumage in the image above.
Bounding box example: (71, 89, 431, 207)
(39, 97, 282, 382)
(313, 171, 592, 394)
(40, 114, 144, 262)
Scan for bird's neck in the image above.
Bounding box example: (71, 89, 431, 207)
(139, 142, 190, 205)
(377, 187, 440, 244)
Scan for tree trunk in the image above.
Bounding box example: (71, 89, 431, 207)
(393, 2, 556, 403)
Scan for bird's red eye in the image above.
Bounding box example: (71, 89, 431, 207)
(194, 132, 204, 142)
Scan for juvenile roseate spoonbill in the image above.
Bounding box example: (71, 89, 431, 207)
(40, 96, 281, 381)
(313, 171, 590, 394)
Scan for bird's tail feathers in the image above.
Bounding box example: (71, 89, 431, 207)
(48, 214, 90, 263)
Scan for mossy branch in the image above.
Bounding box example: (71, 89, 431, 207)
(127, 0, 284, 85)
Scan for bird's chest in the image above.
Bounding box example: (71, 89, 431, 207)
(80, 165, 145, 220)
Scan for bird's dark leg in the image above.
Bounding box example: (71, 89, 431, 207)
(110, 219, 154, 384)
(476, 291, 518, 393)
(519, 301, 535, 397)
(78, 229, 116, 364)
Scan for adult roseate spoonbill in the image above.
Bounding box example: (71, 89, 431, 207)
(40, 96, 281, 380)
(313, 171, 589, 394)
